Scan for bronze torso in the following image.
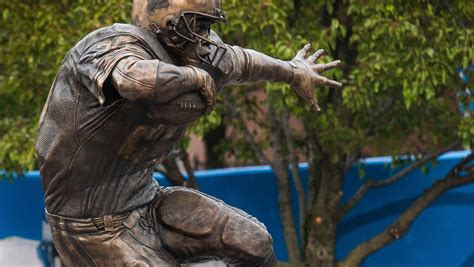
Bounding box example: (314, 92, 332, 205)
(37, 24, 187, 218)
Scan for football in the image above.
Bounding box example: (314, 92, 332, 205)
(147, 91, 207, 125)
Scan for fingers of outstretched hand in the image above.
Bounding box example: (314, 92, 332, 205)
(307, 49, 325, 64)
(299, 90, 320, 112)
(310, 98, 321, 112)
(313, 60, 341, 73)
(321, 76, 343, 88)
(295, 44, 311, 60)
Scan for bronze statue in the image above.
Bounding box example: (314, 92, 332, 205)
(36, 0, 342, 266)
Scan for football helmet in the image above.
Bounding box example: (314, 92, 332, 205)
(132, 0, 227, 67)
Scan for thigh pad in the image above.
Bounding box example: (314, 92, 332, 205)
(159, 188, 220, 238)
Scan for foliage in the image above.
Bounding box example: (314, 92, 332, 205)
(0, 0, 132, 174)
(214, 0, 473, 162)
(215, 0, 473, 265)
(0, 0, 473, 264)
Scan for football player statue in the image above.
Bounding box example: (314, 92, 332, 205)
(36, 0, 342, 266)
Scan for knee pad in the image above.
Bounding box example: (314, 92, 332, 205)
(221, 211, 274, 259)
(158, 188, 220, 238)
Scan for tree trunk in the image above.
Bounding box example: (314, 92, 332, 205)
(268, 105, 302, 263)
(305, 155, 345, 267)
(273, 165, 302, 263)
(180, 149, 200, 190)
(161, 156, 185, 186)
(204, 124, 226, 169)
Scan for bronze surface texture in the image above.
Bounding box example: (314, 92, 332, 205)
(36, 0, 341, 266)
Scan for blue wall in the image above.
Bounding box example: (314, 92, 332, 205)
(1, 151, 473, 266)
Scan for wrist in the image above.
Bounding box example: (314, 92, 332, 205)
(285, 61, 297, 84)
(184, 66, 203, 89)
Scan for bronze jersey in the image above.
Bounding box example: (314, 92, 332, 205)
(36, 24, 188, 218)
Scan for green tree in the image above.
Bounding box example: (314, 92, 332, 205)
(1, 0, 473, 266)
(0, 0, 132, 175)
(215, 0, 473, 266)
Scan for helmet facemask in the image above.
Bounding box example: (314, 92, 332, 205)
(165, 10, 227, 68)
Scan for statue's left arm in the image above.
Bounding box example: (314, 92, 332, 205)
(215, 42, 342, 111)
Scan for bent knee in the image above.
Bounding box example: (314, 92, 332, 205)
(222, 213, 274, 259)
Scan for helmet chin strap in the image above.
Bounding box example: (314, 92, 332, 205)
(149, 22, 189, 65)
(149, 23, 182, 48)
(176, 42, 211, 67)
(149, 11, 228, 68)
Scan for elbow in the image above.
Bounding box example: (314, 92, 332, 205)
(110, 58, 157, 103)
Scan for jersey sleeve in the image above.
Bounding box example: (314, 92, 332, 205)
(75, 35, 154, 105)
(76, 34, 204, 105)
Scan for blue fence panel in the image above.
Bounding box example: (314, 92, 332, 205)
(1, 151, 473, 266)
(0, 171, 44, 241)
(337, 151, 474, 267)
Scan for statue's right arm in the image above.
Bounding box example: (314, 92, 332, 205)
(76, 36, 215, 109)
(109, 56, 215, 108)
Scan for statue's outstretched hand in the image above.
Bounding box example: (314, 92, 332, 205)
(289, 44, 342, 111)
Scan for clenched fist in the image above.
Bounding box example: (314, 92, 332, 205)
(189, 66, 217, 115)
(289, 44, 342, 111)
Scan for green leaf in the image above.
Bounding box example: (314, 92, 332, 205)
(2, 9, 9, 20)
(426, 48, 434, 58)
(386, 5, 395, 13)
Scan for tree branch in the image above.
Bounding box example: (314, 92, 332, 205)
(265, 102, 302, 262)
(303, 122, 325, 216)
(222, 96, 273, 168)
(242, 123, 274, 167)
(344, 150, 363, 172)
(339, 152, 474, 267)
(282, 112, 307, 242)
(363, 98, 396, 138)
(336, 142, 460, 221)
(161, 154, 185, 186)
(343, 99, 397, 171)
(179, 146, 199, 190)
